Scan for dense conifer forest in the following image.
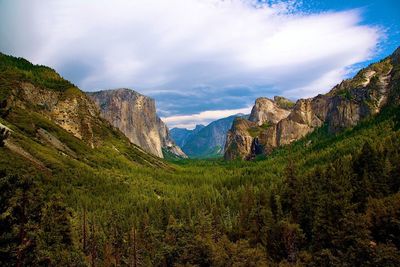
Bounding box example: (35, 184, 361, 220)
(1, 107, 400, 266)
(1, 53, 400, 266)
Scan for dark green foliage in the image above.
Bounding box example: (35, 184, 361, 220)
(0, 53, 76, 98)
(0, 173, 84, 266)
(1, 106, 399, 266)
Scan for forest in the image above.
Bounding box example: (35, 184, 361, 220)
(1, 105, 400, 266)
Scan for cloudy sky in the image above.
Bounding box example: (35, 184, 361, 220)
(0, 0, 399, 129)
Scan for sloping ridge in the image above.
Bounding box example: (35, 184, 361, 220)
(0, 52, 169, 171)
(225, 47, 400, 160)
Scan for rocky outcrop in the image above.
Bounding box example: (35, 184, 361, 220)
(37, 128, 77, 158)
(224, 118, 257, 160)
(0, 122, 11, 146)
(6, 83, 100, 148)
(225, 47, 399, 160)
(89, 89, 187, 158)
(224, 97, 292, 160)
(249, 97, 291, 125)
(157, 116, 187, 158)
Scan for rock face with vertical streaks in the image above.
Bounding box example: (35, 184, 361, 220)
(88, 89, 187, 158)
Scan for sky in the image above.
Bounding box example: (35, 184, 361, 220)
(0, 0, 399, 129)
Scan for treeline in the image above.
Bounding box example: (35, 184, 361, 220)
(0, 52, 76, 97)
(78, 139, 400, 266)
(2, 137, 399, 266)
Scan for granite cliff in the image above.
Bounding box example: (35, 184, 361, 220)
(0, 52, 168, 169)
(88, 89, 187, 158)
(225, 47, 400, 160)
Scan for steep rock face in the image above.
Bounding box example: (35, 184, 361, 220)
(156, 116, 187, 158)
(224, 118, 257, 160)
(249, 97, 291, 125)
(0, 52, 169, 169)
(225, 48, 398, 160)
(89, 89, 186, 158)
(224, 97, 291, 160)
(275, 95, 328, 145)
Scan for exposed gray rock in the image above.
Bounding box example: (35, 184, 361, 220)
(37, 128, 77, 158)
(88, 89, 187, 158)
(249, 97, 291, 125)
(224, 118, 257, 160)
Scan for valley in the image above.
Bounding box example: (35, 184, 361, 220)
(0, 47, 400, 266)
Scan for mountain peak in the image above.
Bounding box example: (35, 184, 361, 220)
(89, 89, 186, 158)
(91, 88, 152, 101)
(249, 97, 291, 125)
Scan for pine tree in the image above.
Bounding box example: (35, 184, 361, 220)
(282, 158, 299, 220)
(0, 174, 43, 267)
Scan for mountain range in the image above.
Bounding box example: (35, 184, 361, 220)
(170, 114, 246, 158)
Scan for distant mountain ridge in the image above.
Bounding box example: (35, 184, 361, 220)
(170, 124, 205, 148)
(88, 89, 187, 159)
(171, 114, 247, 158)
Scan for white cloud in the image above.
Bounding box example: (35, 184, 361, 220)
(162, 106, 253, 129)
(0, 0, 382, 128)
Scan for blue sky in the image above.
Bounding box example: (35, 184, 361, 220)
(0, 0, 399, 128)
(296, 0, 400, 64)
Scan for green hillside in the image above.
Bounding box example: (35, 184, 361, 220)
(1, 53, 400, 266)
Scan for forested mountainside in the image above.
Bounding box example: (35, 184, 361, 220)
(171, 114, 245, 158)
(0, 49, 400, 266)
(225, 47, 400, 160)
(88, 89, 186, 159)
